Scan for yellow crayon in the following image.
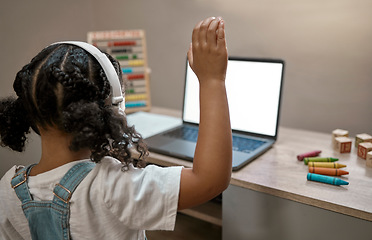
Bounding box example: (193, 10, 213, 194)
(307, 162, 346, 169)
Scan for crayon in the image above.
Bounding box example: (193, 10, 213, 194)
(308, 167, 349, 176)
(297, 150, 321, 161)
(307, 173, 349, 186)
(304, 157, 338, 165)
(307, 162, 346, 169)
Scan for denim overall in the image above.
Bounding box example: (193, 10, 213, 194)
(11, 162, 95, 240)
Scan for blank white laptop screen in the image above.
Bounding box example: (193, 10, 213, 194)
(183, 58, 284, 137)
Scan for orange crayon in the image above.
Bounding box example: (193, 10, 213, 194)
(309, 166, 349, 176)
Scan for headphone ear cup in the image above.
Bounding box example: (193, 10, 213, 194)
(118, 107, 125, 116)
(117, 101, 126, 115)
(50, 41, 124, 111)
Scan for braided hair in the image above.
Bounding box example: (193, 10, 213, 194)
(0, 43, 147, 168)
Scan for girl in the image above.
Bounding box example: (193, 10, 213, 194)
(0, 17, 232, 239)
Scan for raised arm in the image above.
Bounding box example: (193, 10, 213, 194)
(178, 17, 232, 210)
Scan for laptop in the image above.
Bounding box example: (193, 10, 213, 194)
(145, 57, 285, 170)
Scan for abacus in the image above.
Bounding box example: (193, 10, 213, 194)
(87, 30, 151, 113)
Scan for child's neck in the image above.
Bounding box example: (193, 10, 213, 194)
(30, 127, 91, 176)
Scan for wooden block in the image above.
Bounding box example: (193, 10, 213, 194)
(355, 133, 372, 147)
(335, 137, 352, 153)
(332, 129, 349, 147)
(366, 152, 372, 167)
(358, 142, 372, 160)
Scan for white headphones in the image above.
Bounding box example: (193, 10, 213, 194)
(51, 41, 125, 113)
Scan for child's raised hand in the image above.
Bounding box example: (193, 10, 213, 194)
(179, 17, 232, 210)
(187, 17, 228, 84)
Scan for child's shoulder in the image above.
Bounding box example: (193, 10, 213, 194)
(0, 165, 21, 184)
(0, 165, 22, 206)
(97, 156, 183, 174)
(93, 156, 183, 188)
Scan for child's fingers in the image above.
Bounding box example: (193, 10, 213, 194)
(206, 18, 220, 46)
(217, 19, 226, 49)
(198, 17, 216, 46)
(192, 20, 203, 49)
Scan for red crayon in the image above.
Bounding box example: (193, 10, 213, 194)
(297, 150, 322, 161)
(308, 166, 349, 176)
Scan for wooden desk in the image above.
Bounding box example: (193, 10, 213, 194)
(144, 107, 372, 239)
(223, 127, 372, 240)
(230, 127, 372, 221)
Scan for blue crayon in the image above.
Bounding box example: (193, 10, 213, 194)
(307, 173, 349, 186)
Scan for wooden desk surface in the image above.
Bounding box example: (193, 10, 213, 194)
(145, 107, 372, 221)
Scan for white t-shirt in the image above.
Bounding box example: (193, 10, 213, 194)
(0, 156, 183, 240)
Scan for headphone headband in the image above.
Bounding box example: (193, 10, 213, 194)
(51, 41, 125, 112)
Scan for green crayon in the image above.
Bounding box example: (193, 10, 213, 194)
(304, 157, 338, 165)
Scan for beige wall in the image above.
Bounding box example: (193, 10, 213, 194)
(1, 0, 372, 175)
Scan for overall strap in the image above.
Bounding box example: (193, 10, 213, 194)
(53, 162, 95, 204)
(11, 164, 37, 203)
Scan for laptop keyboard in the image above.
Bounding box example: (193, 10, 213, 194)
(164, 126, 199, 142)
(164, 126, 266, 153)
(232, 135, 266, 153)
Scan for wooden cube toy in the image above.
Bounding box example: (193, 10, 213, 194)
(355, 133, 372, 147)
(332, 129, 349, 147)
(335, 137, 352, 153)
(358, 142, 372, 160)
(366, 152, 372, 167)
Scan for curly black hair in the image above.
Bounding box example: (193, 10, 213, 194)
(0, 43, 148, 168)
